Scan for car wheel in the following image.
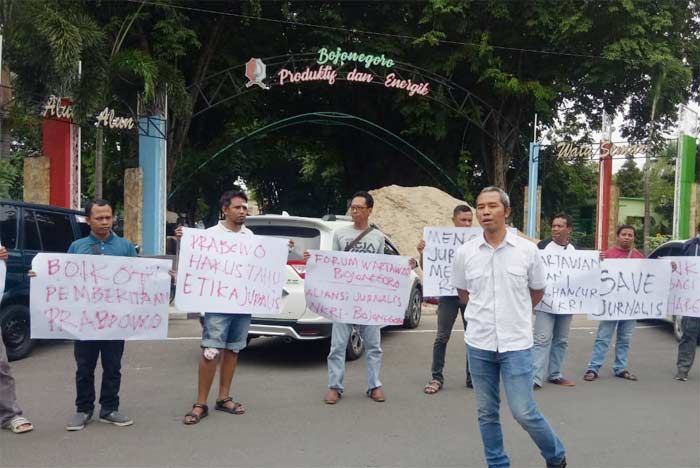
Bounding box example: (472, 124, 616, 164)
(403, 287, 422, 329)
(673, 315, 684, 341)
(0, 304, 34, 361)
(345, 326, 364, 361)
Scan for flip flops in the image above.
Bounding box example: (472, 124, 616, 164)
(3, 416, 34, 434)
(424, 379, 442, 395)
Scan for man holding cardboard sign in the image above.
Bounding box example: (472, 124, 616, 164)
(324, 191, 388, 404)
(583, 224, 644, 383)
(305, 191, 416, 405)
(418, 205, 474, 394)
(176, 190, 255, 425)
(63, 199, 137, 431)
(674, 223, 700, 382)
(532, 213, 577, 390)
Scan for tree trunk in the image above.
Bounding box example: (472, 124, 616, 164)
(166, 19, 226, 193)
(95, 126, 103, 199)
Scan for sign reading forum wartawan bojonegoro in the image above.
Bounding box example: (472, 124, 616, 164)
(304, 250, 413, 326)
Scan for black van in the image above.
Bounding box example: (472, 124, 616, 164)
(0, 200, 89, 360)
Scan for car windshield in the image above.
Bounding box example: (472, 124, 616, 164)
(246, 225, 321, 260)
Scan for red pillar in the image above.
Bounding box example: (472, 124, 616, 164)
(42, 97, 79, 209)
(595, 142, 613, 250)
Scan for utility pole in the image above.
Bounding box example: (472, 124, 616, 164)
(643, 66, 666, 253)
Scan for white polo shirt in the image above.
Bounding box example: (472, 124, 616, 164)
(451, 230, 546, 352)
(542, 240, 576, 252)
(208, 221, 252, 235)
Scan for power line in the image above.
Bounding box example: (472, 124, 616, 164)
(130, 0, 640, 63)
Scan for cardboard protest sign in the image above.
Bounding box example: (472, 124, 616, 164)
(30, 253, 172, 340)
(304, 250, 413, 325)
(589, 259, 671, 321)
(423, 227, 517, 296)
(537, 251, 601, 315)
(174, 227, 288, 315)
(667, 257, 700, 318)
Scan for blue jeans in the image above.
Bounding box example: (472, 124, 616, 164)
(201, 313, 251, 352)
(468, 346, 566, 468)
(532, 311, 572, 386)
(587, 320, 636, 375)
(328, 323, 382, 392)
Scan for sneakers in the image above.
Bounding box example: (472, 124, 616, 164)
(674, 372, 689, 381)
(546, 456, 567, 468)
(99, 411, 134, 427)
(66, 412, 92, 431)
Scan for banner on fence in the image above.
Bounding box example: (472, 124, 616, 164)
(589, 259, 671, 321)
(537, 251, 601, 315)
(30, 253, 172, 340)
(304, 250, 413, 325)
(174, 227, 288, 315)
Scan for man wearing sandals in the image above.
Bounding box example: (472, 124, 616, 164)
(452, 187, 567, 468)
(419, 205, 474, 395)
(583, 224, 644, 383)
(0, 245, 33, 434)
(180, 190, 252, 424)
(532, 214, 577, 390)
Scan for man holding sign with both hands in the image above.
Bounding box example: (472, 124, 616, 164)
(583, 224, 644, 383)
(304, 191, 417, 405)
(32, 199, 139, 431)
(176, 190, 254, 425)
(418, 205, 474, 394)
(532, 214, 577, 390)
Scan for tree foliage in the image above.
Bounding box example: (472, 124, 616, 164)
(1, 0, 698, 229)
(615, 155, 644, 197)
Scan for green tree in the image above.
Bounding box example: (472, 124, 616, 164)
(615, 154, 643, 197)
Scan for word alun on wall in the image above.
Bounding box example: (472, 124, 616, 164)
(42, 95, 135, 130)
(556, 141, 649, 160)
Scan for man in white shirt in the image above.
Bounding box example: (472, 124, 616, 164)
(451, 187, 566, 468)
(532, 214, 577, 389)
(178, 190, 253, 425)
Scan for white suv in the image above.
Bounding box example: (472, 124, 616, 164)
(244, 214, 423, 360)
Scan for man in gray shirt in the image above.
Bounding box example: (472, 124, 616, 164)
(324, 191, 388, 404)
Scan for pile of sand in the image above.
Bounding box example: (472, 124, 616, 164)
(354, 185, 476, 257)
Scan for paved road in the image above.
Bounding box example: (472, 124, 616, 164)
(1, 312, 699, 468)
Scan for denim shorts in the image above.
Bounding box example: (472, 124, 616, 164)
(201, 313, 251, 352)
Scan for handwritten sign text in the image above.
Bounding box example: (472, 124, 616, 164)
(30, 254, 171, 340)
(174, 227, 288, 315)
(304, 250, 413, 325)
(537, 251, 601, 315)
